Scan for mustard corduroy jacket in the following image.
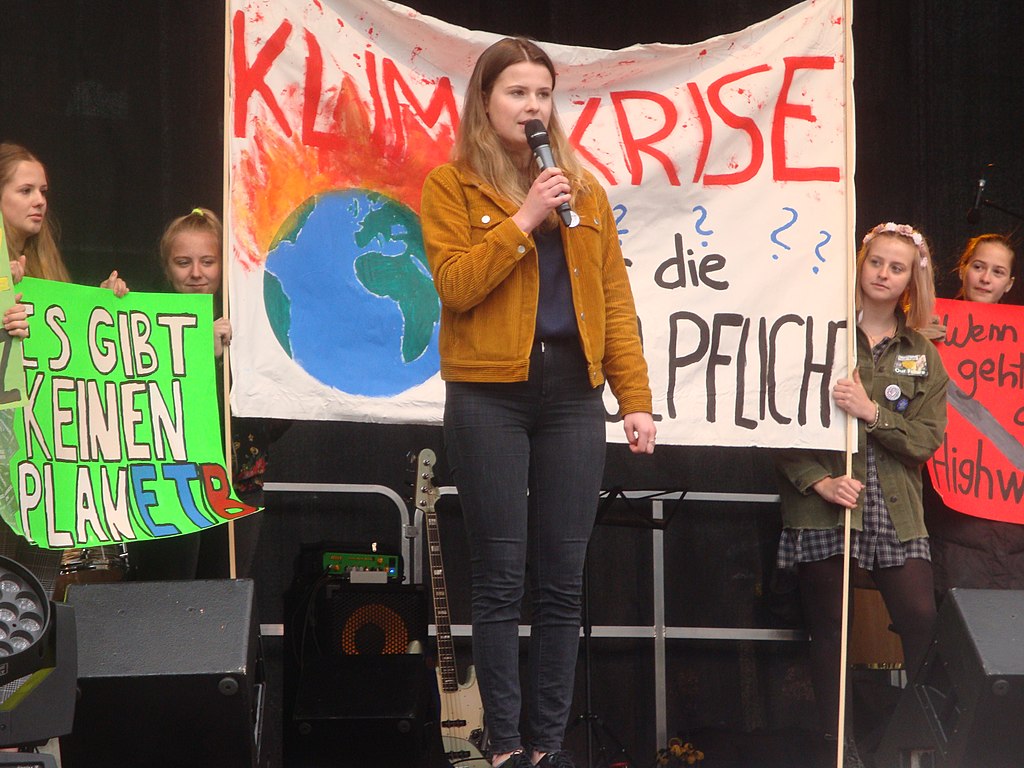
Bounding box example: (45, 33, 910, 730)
(420, 163, 653, 417)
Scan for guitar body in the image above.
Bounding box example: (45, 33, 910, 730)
(438, 663, 485, 753)
(436, 663, 487, 764)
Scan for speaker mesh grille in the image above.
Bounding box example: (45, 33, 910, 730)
(322, 585, 426, 655)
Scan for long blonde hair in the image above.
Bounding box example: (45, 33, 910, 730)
(455, 37, 587, 215)
(856, 223, 936, 331)
(0, 142, 71, 282)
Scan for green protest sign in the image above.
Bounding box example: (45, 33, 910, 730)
(3, 277, 257, 548)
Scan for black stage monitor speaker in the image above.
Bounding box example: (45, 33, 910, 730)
(59, 579, 264, 768)
(874, 588, 1024, 768)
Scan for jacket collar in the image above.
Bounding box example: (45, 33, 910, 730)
(453, 165, 522, 218)
(452, 163, 603, 225)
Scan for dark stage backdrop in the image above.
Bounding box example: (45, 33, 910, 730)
(3, 0, 1021, 487)
(3, 0, 1023, 762)
(2, 1, 1022, 297)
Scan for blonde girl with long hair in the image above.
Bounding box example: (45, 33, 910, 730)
(774, 222, 949, 766)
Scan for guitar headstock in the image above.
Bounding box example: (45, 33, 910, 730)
(410, 447, 439, 514)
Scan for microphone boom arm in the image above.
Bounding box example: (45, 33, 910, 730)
(976, 196, 1024, 223)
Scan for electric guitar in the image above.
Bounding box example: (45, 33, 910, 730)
(413, 448, 488, 766)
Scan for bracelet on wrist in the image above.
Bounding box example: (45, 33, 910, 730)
(866, 401, 880, 430)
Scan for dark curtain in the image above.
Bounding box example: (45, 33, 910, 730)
(3, 0, 1021, 295)
(3, 0, 1022, 759)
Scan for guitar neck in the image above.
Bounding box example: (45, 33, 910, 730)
(416, 450, 459, 692)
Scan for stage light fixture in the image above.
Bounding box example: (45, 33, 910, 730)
(0, 555, 76, 763)
(0, 559, 51, 683)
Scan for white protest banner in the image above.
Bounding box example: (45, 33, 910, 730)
(228, 0, 852, 448)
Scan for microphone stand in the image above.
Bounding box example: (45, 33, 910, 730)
(572, 542, 637, 768)
(569, 489, 679, 768)
(966, 164, 1023, 224)
(974, 197, 1024, 223)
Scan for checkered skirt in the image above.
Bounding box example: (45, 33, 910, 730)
(777, 440, 930, 570)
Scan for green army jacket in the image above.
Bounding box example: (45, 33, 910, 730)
(774, 314, 949, 541)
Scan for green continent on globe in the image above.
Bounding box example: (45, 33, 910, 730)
(263, 271, 292, 356)
(352, 195, 438, 363)
(261, 188, 440, 397)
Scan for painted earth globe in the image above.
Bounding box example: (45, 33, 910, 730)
(263, 189, 440, 397)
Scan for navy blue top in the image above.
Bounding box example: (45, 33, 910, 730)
(533, 225, 577, 340)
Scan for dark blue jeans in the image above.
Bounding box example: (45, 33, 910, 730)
(444, 339, 607, 754)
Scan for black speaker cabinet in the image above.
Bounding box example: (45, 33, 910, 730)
(60, 579, 264, 768)
(289, 654, 440, 768)
(284, 582, 439, 766)
(875, 588, 1024, 768)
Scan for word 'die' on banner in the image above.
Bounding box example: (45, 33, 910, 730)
(229, 0, 852, 448)
(1, 278, 257, 549)
(927, 298, 1024, 523)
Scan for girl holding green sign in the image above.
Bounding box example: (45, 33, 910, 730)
(0, 141, 130, 596)
(128, 207, 272, 582)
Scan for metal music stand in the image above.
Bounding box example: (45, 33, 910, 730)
(569, 488, 684, 768)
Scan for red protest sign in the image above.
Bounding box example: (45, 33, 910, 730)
(928, 298, 1024, 523)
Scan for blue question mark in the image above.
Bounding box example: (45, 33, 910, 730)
(812, 230, 832, 274)
(770, 207, 799, 260)
(692, 205, 714, 247)
(613, 204, 629, 246)
(613, 204, 631, 265)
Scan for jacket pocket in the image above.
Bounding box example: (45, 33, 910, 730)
(876, 373, 926, 417)
(569, 213, 606, 273)
(466, 200, 508, 246)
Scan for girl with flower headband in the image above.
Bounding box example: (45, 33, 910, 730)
(773, 222, 949, 764)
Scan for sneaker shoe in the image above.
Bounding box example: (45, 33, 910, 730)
(494, 752, 532, 768)
(823, 733, 865, 768)
(843, 734, 865, 768)
(534, 751, 576, 768)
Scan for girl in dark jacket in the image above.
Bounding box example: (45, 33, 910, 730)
(774, 223, 949, 762)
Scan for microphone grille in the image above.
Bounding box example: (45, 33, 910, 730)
(524, 119, 549, 150)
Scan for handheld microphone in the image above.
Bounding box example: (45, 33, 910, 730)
(967, 176, 987, 224)
(524, 119, 577, 228)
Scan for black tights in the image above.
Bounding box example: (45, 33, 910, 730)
(798, 556, 937, 736)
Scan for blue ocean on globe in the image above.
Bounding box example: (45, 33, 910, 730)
(263, 188, 440, 397)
